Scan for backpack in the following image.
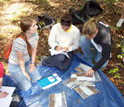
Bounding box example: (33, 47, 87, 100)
(35, 13, 56, 29)
(3, 35, 24, 60)
(83, 0, 103, 17)
(70, 0, 103, 25)
(69, 7, 88, 25)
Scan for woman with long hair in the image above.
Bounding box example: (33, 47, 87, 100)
(8, 18, 42, 91)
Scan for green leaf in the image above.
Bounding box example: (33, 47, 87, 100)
(116, 44, 121, 48)
(114, 73, 120, 79)
(108, 70, 113, 74)
(117, 55, 123, 59)
(108, 68, 119, 74)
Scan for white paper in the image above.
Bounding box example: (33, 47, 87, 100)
(80, 86, 94, 96)
(91, 39, 102, 53)
(79, 63, 92, 71)
(0, 96, 12, 107)
(71, 73, 95, 82)
(55, 93, 62, 107)
(74, 86, 99, 99)
(79, 63, 101, 81)
(0, 86, 15, 97)
(49, 49, 70, 59)
(76, 74, 95, 81)
(71, 74, 77, 78)
(49, 92, 67, 107)
(0, 86, 15, 107)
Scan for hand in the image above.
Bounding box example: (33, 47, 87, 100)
(85, 69, 94, 77)
(63, 47, 69, 52)
(56, 46, 64, 51)
(0, 91, 8, 98)
(29, 64, 35, 72)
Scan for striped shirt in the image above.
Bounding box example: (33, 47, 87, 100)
(9, 33, 39, 65)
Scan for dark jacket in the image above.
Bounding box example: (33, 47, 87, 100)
(92, 21, 112, 71)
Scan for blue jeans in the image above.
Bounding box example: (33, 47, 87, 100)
(79, 35, 108, 68)
(8, 60, 42, 91)
(42, 51, 74, 71)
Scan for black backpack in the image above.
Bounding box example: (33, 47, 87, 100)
(70, 0, 103, 25)
(83, 0, 103, 17)
(69, 7, 88, 25)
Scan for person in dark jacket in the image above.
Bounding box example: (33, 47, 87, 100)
(79, 18, 112, 77)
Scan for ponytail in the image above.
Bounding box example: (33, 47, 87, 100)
(89, 18, 97, 24)
(82, 18, 97, 36)
(12, 18, 34, 54)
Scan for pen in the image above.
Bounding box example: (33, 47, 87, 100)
(57, 41, 60, 46)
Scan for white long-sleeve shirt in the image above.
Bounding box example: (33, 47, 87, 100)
(48, 23, 80, 51)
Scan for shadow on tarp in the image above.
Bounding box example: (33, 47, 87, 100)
(3, 52, 124, 107)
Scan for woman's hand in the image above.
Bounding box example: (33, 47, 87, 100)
(0, 91, 8, 98)
(85, 69, 94, 77)
(29, 64, 35, 72)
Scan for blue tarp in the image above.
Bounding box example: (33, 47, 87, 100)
(3, 53, 124, 107)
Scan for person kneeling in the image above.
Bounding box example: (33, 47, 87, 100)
(79, 18, 112, 77)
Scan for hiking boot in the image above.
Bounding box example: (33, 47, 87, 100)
(116, 19, 124, 27)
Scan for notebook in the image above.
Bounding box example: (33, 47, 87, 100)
(38, 73, 62, 90)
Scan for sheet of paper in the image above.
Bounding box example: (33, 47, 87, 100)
(0, 96, 12, 107)
(77, 76, 95, 81)
(0, 86, 15, 97)
(71, 73, 95, 81)
(0, 86, 15, 107)
(79, 63, 91, 71)
(49, 49, 70, 59)
(63, 78, 95, 89)
(74, 86, 99, 99)
(78, 63, 101, 81)
(55, 93, 62, 107)
(80, 86, 94, 96)
(49, 92, 67, 107)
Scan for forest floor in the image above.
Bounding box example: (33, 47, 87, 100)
(0, 0, 124, 97)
